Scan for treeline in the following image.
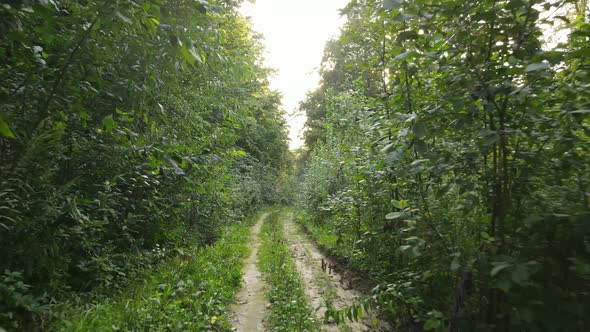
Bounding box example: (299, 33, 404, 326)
(296, 0, 589, 330)
(0, 0, 289, 329)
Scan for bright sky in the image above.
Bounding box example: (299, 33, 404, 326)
(240, 0, 349, 150)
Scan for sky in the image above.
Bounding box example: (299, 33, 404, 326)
(239, 0, 349, 150)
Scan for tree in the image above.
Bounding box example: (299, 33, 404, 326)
(0, 0, 290, 329)
(297, 0, 590, 330)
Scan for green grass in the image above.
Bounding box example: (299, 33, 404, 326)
(294, 211, 343, 259)
(258, 210, 319, 332)
(54, 214, 259, 331)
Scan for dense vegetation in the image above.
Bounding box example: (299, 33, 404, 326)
(56, 213, 256, 331)
(296, 0, 589, 330)
(0, 0, 289, 329)
(2, 0, 589, 331)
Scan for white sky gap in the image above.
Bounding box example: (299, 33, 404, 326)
(240, 0, 348, 149)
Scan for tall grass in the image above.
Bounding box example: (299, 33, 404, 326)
(54, 214, 258, 331)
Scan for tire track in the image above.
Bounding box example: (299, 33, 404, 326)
(282, 211, 391, 332)
(228, 213, 269, 332)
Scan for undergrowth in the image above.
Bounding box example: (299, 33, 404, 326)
(52, 213, 259, 331)
(258, 210, 319, 332)
(293, 211, 356, 272)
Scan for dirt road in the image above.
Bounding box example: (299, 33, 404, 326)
(228, 214, 269, 332)
(230, 210, 390, 331)
(282, 212, 390, 332)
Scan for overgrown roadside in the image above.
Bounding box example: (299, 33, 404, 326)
(53, 213, 262, 331)
(257, 210, 319, 331)
(282, 208, 391, 331)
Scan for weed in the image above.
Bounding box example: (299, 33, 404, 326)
(53, 215, 258, 331)
(258, 210, 319, 332)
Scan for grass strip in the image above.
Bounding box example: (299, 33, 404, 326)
(55, 214, 258, 331)
(258, 210, 319, 332)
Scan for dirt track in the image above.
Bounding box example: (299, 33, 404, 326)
(282, 212, 390, 332)
(228, 214, 269, 332)
(229, 210, 390, 331)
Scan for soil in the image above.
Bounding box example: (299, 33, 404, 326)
(229, 211, 391, 332)
(282, 212, 391, 332)
(228, 213, 269, 332)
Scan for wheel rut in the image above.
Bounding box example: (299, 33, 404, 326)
(228, 213, 269, 332)
(282, 212, 391, 332)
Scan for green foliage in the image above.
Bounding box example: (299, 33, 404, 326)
(258, 211, 319, 331)
(0, 270, 49, 330)
(54, 213, 255, 331)
(0, 0, 290, 329)
(296, 0, 590, 330)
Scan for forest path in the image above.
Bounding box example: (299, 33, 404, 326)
(282, 211, 391, 331)
(228, 213, 269, 332)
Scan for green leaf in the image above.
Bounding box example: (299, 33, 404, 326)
(80, 111, 91, 121)
(478, 129, 499, 146)
(0, 116, 15, 138)
(398, 245, 412, 252)
(511, 265, 530, 286)
(180, 45, 196, 65)
(525, 62, 549, 72)
(494, 278, 512, 292)
(102, 115, 116, 133)
(414, 139, 427, 153)
(391, 199, 409, 210)
(384, 148, 404, 164)
(189, 47, 204, 64)
(195, 0, 209, 13)
(394, 51, 413, 60)
(424, 318, 442, 330)
(398, 30, 419, 41)
(115, 11, 133, 24)
(383, 0, 402, 10)
(451, 256, 461, 271)
(412, 120, 426, 138)
(491, 262, 511, 277)
(410, 159, 429, 166)
(386, 211, 404, 220)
